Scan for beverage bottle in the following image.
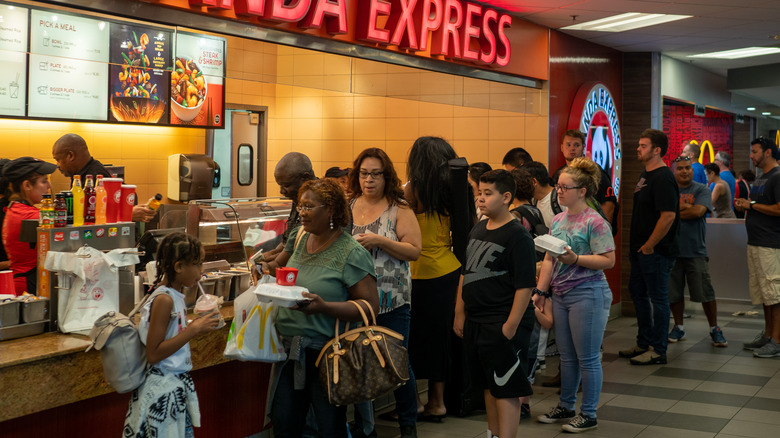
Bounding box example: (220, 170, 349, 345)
(63, 191, 73, 225)
(84, 175, 96, 225)
(95, 175, 107, 225)
(54, 193, 67, 228)
(39, 194, 54, 229)
(72, 175, 84, 226)
(147, 193, 163, 210)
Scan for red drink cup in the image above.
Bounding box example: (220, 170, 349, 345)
(276, 267, 299, 286)
(0, 270, 14, 294)
(119, 185, 136, 222)
(103, 178, 123, 223)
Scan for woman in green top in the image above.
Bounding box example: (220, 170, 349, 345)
(264, 178, 379, 438)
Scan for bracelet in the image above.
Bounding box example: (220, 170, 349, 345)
(533, 288, 550, 299)
(575, 254, 579, 265)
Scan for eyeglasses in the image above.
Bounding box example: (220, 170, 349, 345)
(555, 184, 583, 193)
(359, 170, 384, 180)
(673, 156, 691, 163)
(296, 204, 326, 213)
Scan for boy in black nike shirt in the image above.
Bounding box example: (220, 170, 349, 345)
(454, 170, 537, 438)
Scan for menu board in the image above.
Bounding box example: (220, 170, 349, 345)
(109, 23, 171, 124)
(28, 10, 109, 120)
(171, 32, 225, 127)
(0, 6, 29, 116)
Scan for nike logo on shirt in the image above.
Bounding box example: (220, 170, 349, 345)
(493, 355, 520, 387)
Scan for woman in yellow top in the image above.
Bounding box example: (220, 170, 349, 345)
(404, 136, 475, 421)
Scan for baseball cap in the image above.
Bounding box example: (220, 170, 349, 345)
(3, 157, 58, 181)
(325, 166, 350, 178)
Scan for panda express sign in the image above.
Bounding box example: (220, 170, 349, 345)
(568, 82, 622, 198)
(149, 0, 523, 70)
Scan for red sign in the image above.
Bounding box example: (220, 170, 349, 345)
(568, 82, 622, 199)
(143, 0, 548, 79)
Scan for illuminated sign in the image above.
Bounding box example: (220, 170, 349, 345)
(157, 0, 513, 69)
(687, 139, 715, 164)
(568, 82, 622, 198)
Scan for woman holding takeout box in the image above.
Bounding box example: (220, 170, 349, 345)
(260, 178, 378, 437)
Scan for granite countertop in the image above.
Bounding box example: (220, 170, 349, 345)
(0, 304, 236, 370)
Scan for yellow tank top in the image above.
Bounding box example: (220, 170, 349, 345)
(411, 213, 461, 280)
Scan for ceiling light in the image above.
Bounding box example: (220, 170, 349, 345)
(762, 112, 771, 115)
(689, 47, 780, 59)
(747, 107, 756, 111)
(561, 13, 692, 32)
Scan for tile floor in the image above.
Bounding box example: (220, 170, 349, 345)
(371, 301, 780, 438)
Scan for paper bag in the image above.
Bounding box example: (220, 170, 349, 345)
(224, 277, 286, 362)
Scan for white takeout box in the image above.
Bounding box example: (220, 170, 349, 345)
(534, 235, 569, 257)
(254, 283, 310, 308)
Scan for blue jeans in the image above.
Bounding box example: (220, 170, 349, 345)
(271, 348, 348, 438)
(378, 304, 417, 427)
(629, 252, 675, 356)
(553, 283, 611, 418)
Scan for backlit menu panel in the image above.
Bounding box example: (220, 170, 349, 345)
(0, 5, 28, 116)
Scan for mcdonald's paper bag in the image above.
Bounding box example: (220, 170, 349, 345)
(224, 283, 287, 362)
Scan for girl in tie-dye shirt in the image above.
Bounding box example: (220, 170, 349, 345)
(533, 158, 616, 432)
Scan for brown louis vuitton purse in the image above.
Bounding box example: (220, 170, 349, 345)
(314, 299, 409, 406)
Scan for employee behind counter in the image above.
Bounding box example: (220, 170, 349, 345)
(51, 133, 157, 223)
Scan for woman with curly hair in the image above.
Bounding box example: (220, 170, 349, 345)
(263, 178, 380, 437)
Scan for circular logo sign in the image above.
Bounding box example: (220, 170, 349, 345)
(286, 272, 296, 284)
(568, 82, 622, 199)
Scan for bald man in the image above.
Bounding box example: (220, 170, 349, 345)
(52, 133, 156, 223)
(262, 152, 317, 264)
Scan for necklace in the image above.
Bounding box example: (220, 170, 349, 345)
(308, 230, 339, 253)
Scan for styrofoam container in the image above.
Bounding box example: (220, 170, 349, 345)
(254, 283, 310, 308)
(534, 235, 569, 257)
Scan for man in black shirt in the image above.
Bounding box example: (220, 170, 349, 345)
(620, 129, 679, 365)
(551, 130, 617, 232)
(51, 133, 156, 222)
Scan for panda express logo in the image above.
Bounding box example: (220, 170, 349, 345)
(568, 82, 622, 198)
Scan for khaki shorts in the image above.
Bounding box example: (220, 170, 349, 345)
(747, 245, 780, 306)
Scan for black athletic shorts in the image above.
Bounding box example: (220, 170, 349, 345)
(463, 318, 533, 399)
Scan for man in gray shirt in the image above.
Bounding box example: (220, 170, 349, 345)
(667, 156, 727, 347)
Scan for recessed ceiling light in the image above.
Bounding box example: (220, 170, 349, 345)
(561, 13, 692, 32)
(747, 107, 756, 111)
(689, 47, 780, 59)
(762, 112, 771, 115)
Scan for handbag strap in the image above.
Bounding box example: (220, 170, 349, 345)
(332, 300, 376, 340)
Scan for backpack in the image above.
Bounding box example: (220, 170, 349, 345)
(511, 204, 548, 262)
(85, 289, 170, 394)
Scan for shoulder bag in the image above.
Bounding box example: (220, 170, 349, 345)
(315, 299, 409, 406)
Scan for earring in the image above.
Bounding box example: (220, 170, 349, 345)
(330, 216, 334, 230)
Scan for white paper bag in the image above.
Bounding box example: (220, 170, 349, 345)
(224, 277, 286, 362)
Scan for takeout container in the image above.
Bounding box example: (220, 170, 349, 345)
(276, 267, 298, 286)
(254, 283, 309, 308)
(534, 235, 569, 257)
(0, 300, 20, 327)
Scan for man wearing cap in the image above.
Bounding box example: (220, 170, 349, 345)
(1, 157, 57, 294)
(324, 166, 350, 195)
(51, 133, 155, 223)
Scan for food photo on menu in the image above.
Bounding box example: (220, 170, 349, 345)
(108, 23, 171, 124)
(171, 32, 225, 127)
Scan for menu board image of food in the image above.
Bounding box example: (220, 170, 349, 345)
(172, 32, 225, 127)
(28, 10, 109, 120)
(0, 6, 29, 116)
(109, 24, 171, 123)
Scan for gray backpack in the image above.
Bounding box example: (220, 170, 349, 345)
(85, 289, 170, 393)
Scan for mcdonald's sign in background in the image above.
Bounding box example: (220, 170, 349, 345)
(662, 100, 734, 167)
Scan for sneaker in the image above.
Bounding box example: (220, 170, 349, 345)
(629, 350, 667, 365)
(399, 425, 417, 438)
(753, 339, 780, 358)
(537, 405, 575, 424)
(561, 413, 598, 433)
(538, 358, 546, 370)
(618, 345, 648, 358)
(743, 331, 770, 351)
(520, 403, 531, 420)
(710, 326, 728, 348)
(668, 326, 686, 343)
